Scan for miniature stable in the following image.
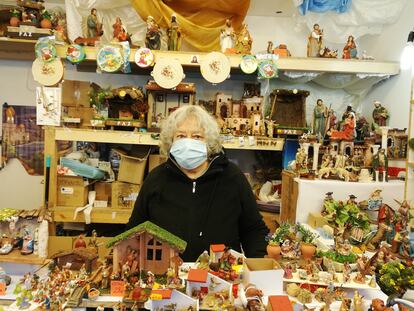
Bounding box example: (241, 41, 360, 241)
(1, 0, 414, 310)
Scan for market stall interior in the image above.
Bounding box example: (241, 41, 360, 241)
(0, 0, 413, 310)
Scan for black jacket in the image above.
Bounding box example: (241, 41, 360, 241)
(126, 152, 269, 262)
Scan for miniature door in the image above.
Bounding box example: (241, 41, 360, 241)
(144, 235, 170, 274)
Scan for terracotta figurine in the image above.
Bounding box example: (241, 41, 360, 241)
(307, 24, 323, 57)
(220, 19, 235, 53)
(343, 35, 358, 59)
(167, 14, 181, 51)
(372, 148, 388, 182)
(112, 17, 128, 42)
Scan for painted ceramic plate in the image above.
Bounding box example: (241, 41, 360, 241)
(200, 52, 231, 84)
(152, 58, 184, 89)
(240, 55, 258, 74)
(32, 58, 64, 86)
(97, 46, 123, 73)
(258, 59, 277, 79)
(66, 44, 86, 64)
(134, 48, 155, 68)
(35, 41, 57, 63)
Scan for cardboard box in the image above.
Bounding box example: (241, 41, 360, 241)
(243, 258, 283, 296)
(308, 212, 328, 228)
(62, 80, 90, 107)
(67, 107, 95, 127)
(111, 181, 140, 209)
(115, 147, 150, 185)
(94, 182, 111, 207)
(148, 155, 167, 172)
(57, 175, 89, 207)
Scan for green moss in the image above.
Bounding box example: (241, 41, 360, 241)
(317, 250, 357, 264)
(106, 221, 187, 252)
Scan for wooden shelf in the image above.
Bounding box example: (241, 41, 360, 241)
(0, 249, 46, 265)
(52, 127, 284, 151)
(51, 206, 132, 224)
(0, 38, 400, 75)
(53, 127, 159, 145)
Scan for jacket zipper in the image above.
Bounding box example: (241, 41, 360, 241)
(192, 181, 196, 193)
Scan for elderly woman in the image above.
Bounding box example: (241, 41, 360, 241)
(127, 105, 268, 261)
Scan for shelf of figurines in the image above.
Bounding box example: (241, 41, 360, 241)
(0, 37, 400, 76)
(51, 127, 285, 151)
(0, 220, 410, 311)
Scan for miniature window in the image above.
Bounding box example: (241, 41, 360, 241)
(147, 238, 162, 261)
(155, 249, 162, 260)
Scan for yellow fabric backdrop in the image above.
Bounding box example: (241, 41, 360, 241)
(131, 0, 250, 52)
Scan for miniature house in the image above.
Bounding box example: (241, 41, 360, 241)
(340, 141, 354, 156)
(146, 81, 196, 129)
(243, 96, 262, 117)
(186, 269, 232, 309)
(215, 93, 232, 119)
(209, 244, 225, 263)
(51, 248, 99, 273)
(150, 289, 198, 311)
(269, 89, 309, 128)
(107, 221, 187, 275)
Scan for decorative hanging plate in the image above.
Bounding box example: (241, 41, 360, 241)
(240, 55, 258, 74)
(66, 44, 86, 64)
(97, 45, 123, 73)
(200, 52, 231, 84)
(134, 48, 155, 68)
(258, 59, 277, 79)
(32, 58, 64, 86)
(35, 40, 57, 63)
(152, 58, 184, 89)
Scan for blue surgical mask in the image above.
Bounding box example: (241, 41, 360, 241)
(170, 138, 208, 170)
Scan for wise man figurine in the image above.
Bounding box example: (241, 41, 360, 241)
(220, 18, 235, 53)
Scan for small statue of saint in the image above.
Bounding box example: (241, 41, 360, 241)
(312, 99, 328, 142)
(220, 19, 235, 53)
(87, 8, 98, 38)
(372, 100, 389, 126)
(167, 14, 182, 51)
(307, 23, 323, 57)
(343, 35, 358, 59)
(145, 16, 161, 50)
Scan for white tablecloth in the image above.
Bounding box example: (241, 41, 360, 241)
(294, 178, 405, 224)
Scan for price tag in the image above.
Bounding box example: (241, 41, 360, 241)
(150, 293, 162, 300)
(110, 280, 125, 297)
(0, 282, 6, 296)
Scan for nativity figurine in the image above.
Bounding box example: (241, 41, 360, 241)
(145, 16, 161, 50)
(372, 148, 388, 182)
(372, 101, 389, 126)
(220, 19, 235, 53)
(87, 8, 99, 38)
(235, 24, 253, 54)
(167, 14, 182, 51)
(307, 23, 323, 57)
(112, 17, 128, 42)
(342, 35, 358, 59)
(312, 99, 328, 142)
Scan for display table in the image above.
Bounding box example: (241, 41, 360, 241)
(283, 178, 405, 224)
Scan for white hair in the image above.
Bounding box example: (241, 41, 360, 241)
(159, 105, 222, 157)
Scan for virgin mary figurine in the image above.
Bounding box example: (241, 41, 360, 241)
(167, 14, 182, 51)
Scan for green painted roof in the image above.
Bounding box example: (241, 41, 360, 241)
(106, 221, 187, 252)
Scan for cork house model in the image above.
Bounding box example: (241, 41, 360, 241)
(106, 221, 187, 275)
